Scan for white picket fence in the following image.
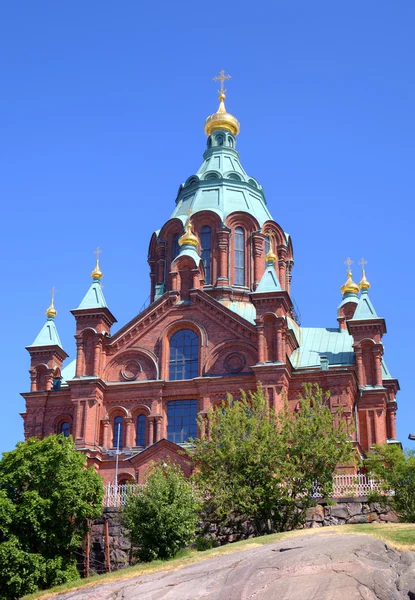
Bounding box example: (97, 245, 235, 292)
(103, 475, 387, 507)
(312, 474, 386, 499)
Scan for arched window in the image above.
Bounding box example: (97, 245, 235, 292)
(60, 422, 70, 437)
(200, 225, 211, 284)
(169, 329, 199, 380)
(264, 235, 271, 257)
(172, 233, 180, 259)
(136, 415, 146, 446)
(167, 400, 198, 444)
(234, 227, 245, 285)
(113, 416, 123, 449)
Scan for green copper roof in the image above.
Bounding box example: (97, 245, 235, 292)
(219, 300, 257, 324)
(61, 358, 76, 383)
(290, 327, 355, 369)
(172, 243, 202, 267)
(351, 290, 379, 320)
(77, 280, 108, 310)
(337, 292, 359, 310)
(252, 261, 282, 293)
(170, 131, 273, 227)
(28, 317, 63, 349)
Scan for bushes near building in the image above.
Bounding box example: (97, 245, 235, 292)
(0, 435, 103, 600)
(122, 462, 200, 562)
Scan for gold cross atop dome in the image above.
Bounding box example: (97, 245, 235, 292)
(213, 70, 231, 99)
(358, 258, 370, 291)
(264, 230, 277, 263)
(91, 247, 103, 280)
(46, 286, 57, 318)
(340, 257, 359, 295)
(204, 70, 240, 137)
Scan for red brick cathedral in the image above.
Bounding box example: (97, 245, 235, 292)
(22, 75, 400, 484)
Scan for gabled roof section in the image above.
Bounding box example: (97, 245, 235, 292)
(28, 318, 64, 349)
(252, 262, 282, 294)
(351, 291, 379, 320)
(76, 281, 108, 310)
(290, 327, 355, 369)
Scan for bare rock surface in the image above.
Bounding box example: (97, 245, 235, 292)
(61, 532, 415, 600)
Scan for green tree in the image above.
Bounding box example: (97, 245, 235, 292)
(366, 444, 415, 522)
(0, 435, 104, 599)
(191, 383, 354, 534)
(122, 461, 200, 562)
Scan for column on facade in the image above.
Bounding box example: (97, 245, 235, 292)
(156, 242, 165, 287)
(373, 349, 383, 387)
(102, 419, 110, 449)
(276, 328, 283, 362)
(278, 246, 287, 291)
(216, 229, 230, 285)
(355, 350, 364, 387)
(155, 415, 163, 442)
(387, 407, 397, 440)
(257, 324, 265, 363)
(30, 370, 37, 392)
(252, 232, 264, 290)
(74, 400, 83, 440)
(75, 338, 85, 377)
(192, 268, 201, 289)
(148, 258, 156, 301)
(147, 416, 155, 446)
(125, 417, 133, 448)
(93, 338, 102, 376)
(286, 260, 293, 295)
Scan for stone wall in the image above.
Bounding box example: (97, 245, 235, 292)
(86, 499, 399, 574)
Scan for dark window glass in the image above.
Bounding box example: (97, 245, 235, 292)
(113, 416, 123, 448)
(169, 329, 199, 380)
(265, 235, 271, 257)
(172, 233, 180, 259)
(60, 422, 70, 437)
(136, 415, 146, 446)
(234, 227, 245, 285)
(167, 400, 198, 444)
(201, 225, 211, 284)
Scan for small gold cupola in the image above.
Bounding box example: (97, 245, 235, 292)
(264, 231, 277, 263)
(340, 258, 359, 295)
(204, 70, 240, 137)
(91, 247, 103, 281)
(46, 287, 57, 318)
(358, 258, 370, 291)
(179, 215, 198, 247)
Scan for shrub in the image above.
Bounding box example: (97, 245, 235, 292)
(122, 461, 200, 562)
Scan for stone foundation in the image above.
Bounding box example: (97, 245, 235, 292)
(86, 499, 398, 574)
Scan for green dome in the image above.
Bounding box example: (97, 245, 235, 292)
(170, 130, 273, 227)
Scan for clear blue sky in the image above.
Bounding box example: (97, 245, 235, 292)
(1, 1, 414, 454)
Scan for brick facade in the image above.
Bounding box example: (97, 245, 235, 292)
(22, 108, 399, 484)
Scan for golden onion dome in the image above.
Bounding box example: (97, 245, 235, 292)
(204, 71, 240, 137)
(91, 258, 103, 280)
(204, 91, 240, 137)
(46, 291, 57, 318)
(359, 268, 370, 291)
(340, 269, 359, 295)
(179, 220, 198, 247)
(265, 248, 277, 263)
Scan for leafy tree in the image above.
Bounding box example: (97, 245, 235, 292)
(122, 461, 200, 562)
(0, 435, 104, 599)
(366, 444, 415, 522)
(191, 383, 354, 534)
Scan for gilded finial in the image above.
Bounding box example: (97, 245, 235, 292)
(340, 258, 359, 295)
(91, 247, 103, 281)
(358, 258, 370, 291)
(178, 211, 199, 247)
(204, 70, 240, 137)
(264, 230, 277, 263)
(46, 287, 57, 318)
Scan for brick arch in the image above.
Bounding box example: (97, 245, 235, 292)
(129, 404, 151, 418)
(53, 413, 73, 435)
(170, 253, 205, 298)
(103, 405, 129, 420)
(204, 339, 257, 375)
(261, 220, 287, 249)
(34, 363, 49, 391)
(159, 320, 207, 380)
(226, 211, 260, 232)
(103, 348, 159, 382)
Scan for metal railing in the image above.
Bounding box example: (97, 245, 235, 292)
(312, 474, 387, 499)
(103, 483, 143, 507)
(103, 475, 388, 507)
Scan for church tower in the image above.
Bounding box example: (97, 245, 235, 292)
(22, 73, 400, 483)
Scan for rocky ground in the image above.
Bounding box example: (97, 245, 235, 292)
(61, 532, 415, 600)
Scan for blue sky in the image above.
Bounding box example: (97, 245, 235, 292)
(0, 1, 414, 453)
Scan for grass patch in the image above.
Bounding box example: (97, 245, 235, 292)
(22, 523, 415, 600)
